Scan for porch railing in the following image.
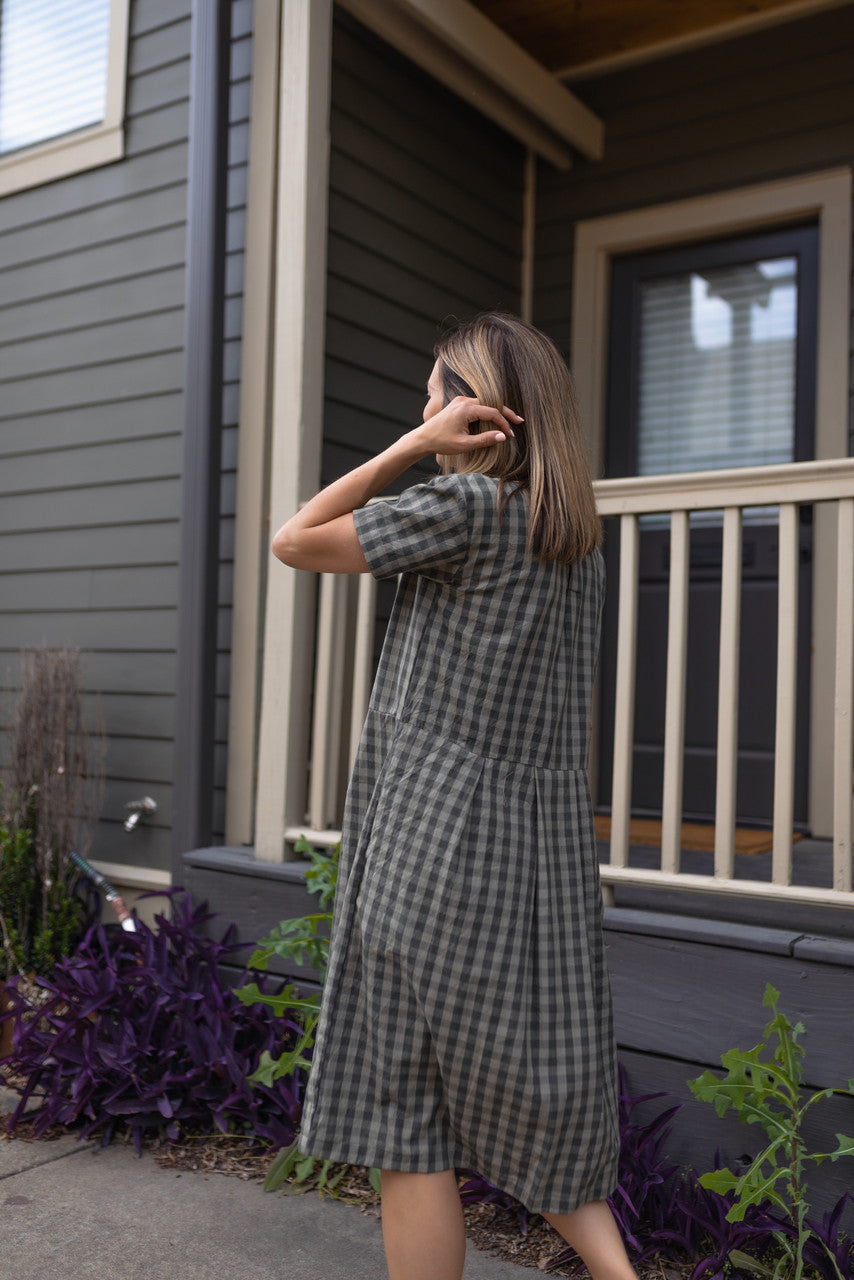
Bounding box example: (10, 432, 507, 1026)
(288, 458, 854, 909)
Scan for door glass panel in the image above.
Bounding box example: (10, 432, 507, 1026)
(637, 256, 798, 476)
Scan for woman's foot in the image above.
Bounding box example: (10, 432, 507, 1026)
(542, 1198, 639, 1280)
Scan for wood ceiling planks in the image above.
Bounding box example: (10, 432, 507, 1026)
(469, 0, 847, 74)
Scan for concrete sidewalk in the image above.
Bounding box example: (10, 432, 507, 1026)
(0, 1087, 534, 1280)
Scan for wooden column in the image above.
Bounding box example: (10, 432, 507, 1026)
(254, 0, 332, 862)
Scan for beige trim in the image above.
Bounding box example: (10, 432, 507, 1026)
(253, 0, 332, 863)
(0, 0, 129, 197)
(558, 0, 854, 82)
(571, 168, 853, 839)
(572, 169, 851, 478)
(89, 860, 171, 891)
(283, 826, 341, 849)
(600, 864, 854, 908)
(336, 0, 602, 167)
(594, 457, 854, 511)
(224, 0, 282, 847)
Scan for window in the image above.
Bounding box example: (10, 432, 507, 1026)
(607, 225, 818, 482)
(637, 255, 800, 475)
(0, 0, 129, 196)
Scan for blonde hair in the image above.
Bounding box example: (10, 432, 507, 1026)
(434, 313, 602, 564)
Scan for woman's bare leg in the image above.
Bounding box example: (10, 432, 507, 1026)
(380, 1168, 466, 1280)
(543, 1198, 638, 1280)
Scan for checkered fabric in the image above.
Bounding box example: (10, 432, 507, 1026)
(298, 471, 619, 1214)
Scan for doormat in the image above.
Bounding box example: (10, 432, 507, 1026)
(593, 816, 803, 855)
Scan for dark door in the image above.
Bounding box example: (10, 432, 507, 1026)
(598, 224, 818, 828)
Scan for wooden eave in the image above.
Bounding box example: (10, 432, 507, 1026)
(336, 0, 604, 167)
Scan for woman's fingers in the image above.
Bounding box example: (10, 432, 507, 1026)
(421, 396, 522, 454)
(473, 406, 515, 435)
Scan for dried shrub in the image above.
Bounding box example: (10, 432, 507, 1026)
(0, 649, 105, 980)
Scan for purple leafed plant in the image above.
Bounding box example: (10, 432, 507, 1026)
(768, 1192, 854, 1280)
(0, 889, 304, 1155)
(669, 1150, 782, 1280)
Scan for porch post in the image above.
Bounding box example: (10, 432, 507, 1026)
(253, 0, 333, 862)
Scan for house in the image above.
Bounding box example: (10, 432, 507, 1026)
(1, 0, 852, 1211)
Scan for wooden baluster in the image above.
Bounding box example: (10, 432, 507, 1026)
(661, 510, 690, 873)
(714, 507, 742, 878)
(833, 498, 854, 892)
(309, 573, 347, 830)
(772, 503, 799, 885)
(350, 572, 378, 770)
(610, 513, 639, 869)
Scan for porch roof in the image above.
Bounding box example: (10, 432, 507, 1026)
(470, 0, 854, 79)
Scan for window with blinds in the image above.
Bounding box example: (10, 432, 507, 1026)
(0, 0, 112, 155)
(637, 256, 798, 476)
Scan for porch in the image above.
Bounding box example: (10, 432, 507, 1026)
(183, 455, 854, 1212)
(174, 0, 854, 1220)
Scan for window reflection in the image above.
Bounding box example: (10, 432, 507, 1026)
(638, 256, 798, 478)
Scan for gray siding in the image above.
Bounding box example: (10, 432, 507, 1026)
(533, 4, 854, 454)
(0, 0, 192, 873)
(0, 0, 250, 868)
(0, 0, 251, 875)
(323, 11, 525, 489)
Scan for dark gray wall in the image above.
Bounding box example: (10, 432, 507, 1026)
(533, 4, 854, 454)
(0, 0, 251, 869)
(213, 0, 253, 842)
(322, 10, 525, 489)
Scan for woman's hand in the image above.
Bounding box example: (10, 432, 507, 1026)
(271, 396, 522, 573)
(413, 396, 522, 457)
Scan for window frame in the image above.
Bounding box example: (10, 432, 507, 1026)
(0, 0, 129, 197)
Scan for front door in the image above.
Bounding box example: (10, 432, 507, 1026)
(597, 224, 818, 828)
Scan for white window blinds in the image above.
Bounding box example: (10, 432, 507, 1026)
(0, 0, 111, 155)
(637, 257, 798, 476)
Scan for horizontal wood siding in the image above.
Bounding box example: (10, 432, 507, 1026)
(324, 11, 525, 490)
(212, 0, 253, 843)
(534, 4, 854, 450)
(0, 0, 192, 873)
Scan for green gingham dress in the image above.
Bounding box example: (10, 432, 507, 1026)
(298, 471, 619, 1213)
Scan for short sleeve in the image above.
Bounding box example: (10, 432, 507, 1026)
(352, 473, 470, 582)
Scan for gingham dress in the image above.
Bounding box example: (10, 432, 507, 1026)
(298, 470, 619, 1213)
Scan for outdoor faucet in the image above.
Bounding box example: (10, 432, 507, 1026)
(123, 796, 158, 832)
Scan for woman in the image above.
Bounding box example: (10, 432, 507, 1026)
(272, 313, 636, 1280)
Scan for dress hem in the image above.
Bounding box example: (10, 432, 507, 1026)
(298, 1129, 619, 1216)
